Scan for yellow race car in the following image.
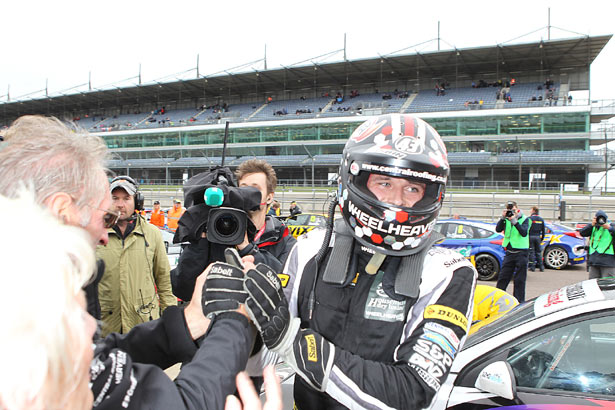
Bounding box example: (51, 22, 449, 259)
(284, 213, 328, 238)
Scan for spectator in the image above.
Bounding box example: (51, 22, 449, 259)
(167, 199, 185, 232)
(579, 210, 615, 279)
(150, 200, 165, 227)
(289, 200, 302, 217)
(267, 200, 281, 217)
(0, 115, 259, 410)
(96, 176, 176, 336)
(171, 159, 296, 302)
(238, 114, 476, 409)
(495, 201, 531, 302)
(528, 206, 545, 272)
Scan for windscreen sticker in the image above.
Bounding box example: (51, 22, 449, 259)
(534, 279, 605, 317)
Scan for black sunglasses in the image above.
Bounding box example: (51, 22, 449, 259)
(102, 209, 120, 228)
(87, 205, 120, 228)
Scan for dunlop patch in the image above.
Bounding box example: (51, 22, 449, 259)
(278, 273, 290, 288)
(305, 334, 318, 362)
(424, 305, 468, 330)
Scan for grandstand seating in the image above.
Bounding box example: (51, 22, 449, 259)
(79, 82, 565, 132)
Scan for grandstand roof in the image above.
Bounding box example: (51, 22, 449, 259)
(1, 35, 610, 122)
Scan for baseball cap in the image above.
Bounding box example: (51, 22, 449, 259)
(153, 200, 160, 205)
(173, 198, 181, 204)
(110, 179, 137, 196)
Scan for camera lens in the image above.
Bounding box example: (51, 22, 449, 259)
(214, 214, 239, 236)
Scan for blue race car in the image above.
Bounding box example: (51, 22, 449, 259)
(541, 222, 587, 270)
(434, 219, 505, 281)
(434, 219, 587, 280)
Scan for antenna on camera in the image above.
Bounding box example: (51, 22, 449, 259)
(221, 121, 230, 166)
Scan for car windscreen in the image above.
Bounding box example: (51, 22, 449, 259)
(464, 300, 536, 349)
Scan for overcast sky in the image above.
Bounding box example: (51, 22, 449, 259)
(2, 0, 613, 102)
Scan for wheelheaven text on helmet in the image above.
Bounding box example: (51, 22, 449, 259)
(338, 114, 449, 256)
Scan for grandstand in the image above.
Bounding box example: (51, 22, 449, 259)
(1, 35, 614, 191)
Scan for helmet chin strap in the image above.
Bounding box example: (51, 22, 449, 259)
(365, 252, 386, 275)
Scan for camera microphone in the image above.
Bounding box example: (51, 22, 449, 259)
(205, 187, 224, 207)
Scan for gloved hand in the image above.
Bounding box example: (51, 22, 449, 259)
(244, 263, 335, 391)
(201, 249, 248, 318)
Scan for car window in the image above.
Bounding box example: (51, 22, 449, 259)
(434, 223, 446, 234)
(507, 313, 615, 395)
(475, 227, 493, 238)
(286, 215, 308, 226)
(306, 215, 326, 227)
(445, 223, 475, 239)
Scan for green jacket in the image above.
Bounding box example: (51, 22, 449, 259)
(97, 215, 176, 336)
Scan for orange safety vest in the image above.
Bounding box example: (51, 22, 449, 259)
(150, 209, 165, 228)
(167, 207, 185, 232)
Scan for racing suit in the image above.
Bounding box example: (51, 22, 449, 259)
(172, 215, 295, 301)
(91, 305, 253, 409)
(280, 229, 477, 410)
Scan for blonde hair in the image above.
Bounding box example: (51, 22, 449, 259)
(0, 115, 109, 226)
(0, 191, 95, 409)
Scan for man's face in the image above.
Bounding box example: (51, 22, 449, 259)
(366, 174, 426, 208)
(239, 172, 271, 209)
(239, 172, 271, 230)
(154, 203, 160, 211)
(174, 202, 181, 209)
(111, 188, 135, 221)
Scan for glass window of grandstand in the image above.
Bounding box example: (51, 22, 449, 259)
(543, 113, 588, 133)
(319, 124, 354, 140)
(233, 128, 260, 144)
(184, 131, 210, 145)
(428, 119, 457, 137)
(458, 118, 498, 136)
(500, 115, 541, 134)
(290, 126, 318, 141)
(142, 133, 165, 148)
(542, 139, 586, 151)
(261, 127, 289, 143)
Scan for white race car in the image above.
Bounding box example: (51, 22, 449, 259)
(428, 278, 615, 409)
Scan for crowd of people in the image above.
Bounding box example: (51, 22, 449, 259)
(5, 109, 605, 410)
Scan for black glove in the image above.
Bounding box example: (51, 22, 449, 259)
(201, 260, 247, 318)
(244, 263, 334, 391)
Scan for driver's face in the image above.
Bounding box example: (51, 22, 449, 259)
(366, 174, 426, 208)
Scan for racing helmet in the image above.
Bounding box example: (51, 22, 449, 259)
(338, 114, 449, 256)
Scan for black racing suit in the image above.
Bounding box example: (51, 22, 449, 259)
(528, 213, 545, 270)
(272, 229, 477, 409)
(172, 215, 296, 301)
(91, 306, 253, 409)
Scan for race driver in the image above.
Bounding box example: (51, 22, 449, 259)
(242, 114, 478, 409)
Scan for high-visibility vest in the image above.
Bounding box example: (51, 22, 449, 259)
(150, 209, 165, 227)
(502, 215, 531, 249)
(167, 207, 185, 232)
(589, 227, 614, 255)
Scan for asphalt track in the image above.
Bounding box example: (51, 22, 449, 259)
(479, 263, 590, 300)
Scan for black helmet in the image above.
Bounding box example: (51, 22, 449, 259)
(338, 114, 449, 256)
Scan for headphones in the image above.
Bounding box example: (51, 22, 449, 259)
(111, 175, 144, 211)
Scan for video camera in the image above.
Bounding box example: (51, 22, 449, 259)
(505, 201, 515, 218)
(178, 167, 262, 246)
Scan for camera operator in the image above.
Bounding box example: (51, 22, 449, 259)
(579, 210, 615, 278)
(495, 201, 532, 302)
(171, 159, 296, 301)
